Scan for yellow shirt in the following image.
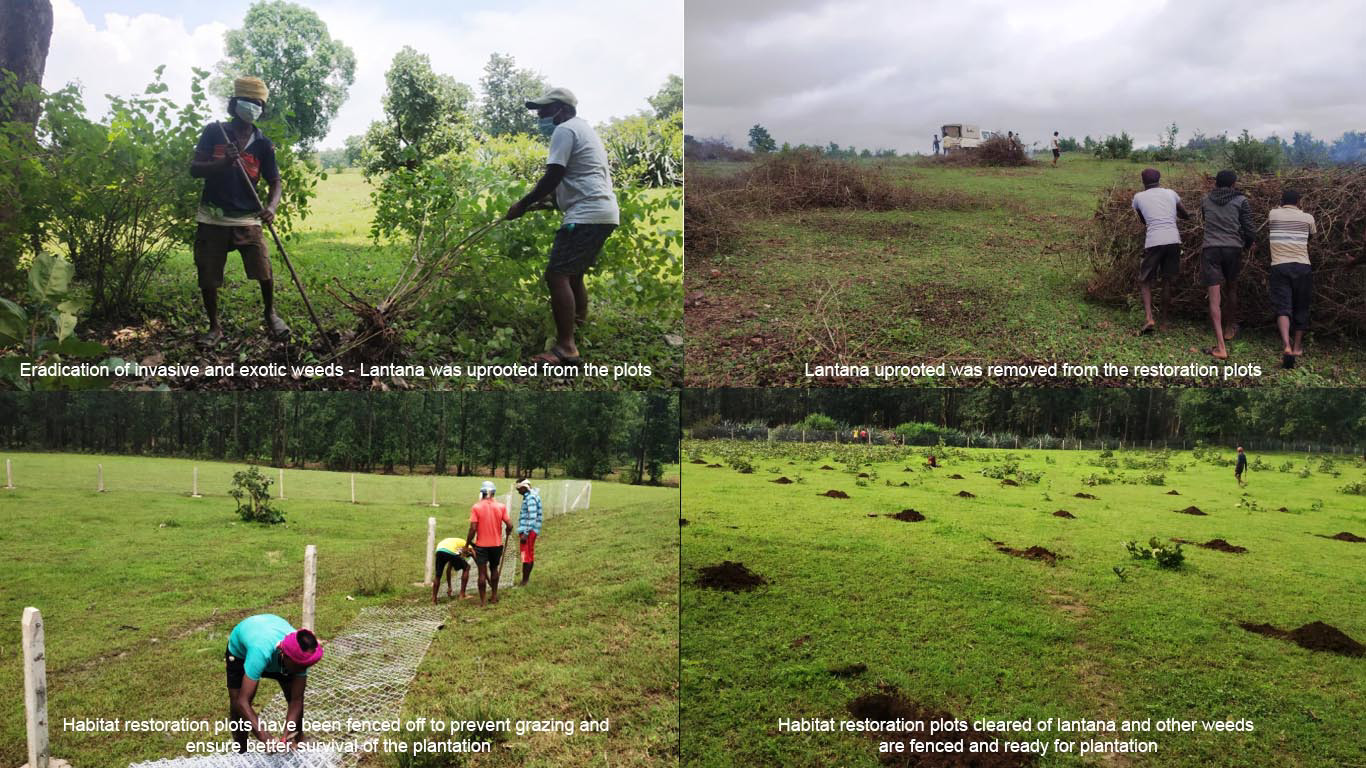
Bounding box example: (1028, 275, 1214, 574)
(435, 537, 467, 554)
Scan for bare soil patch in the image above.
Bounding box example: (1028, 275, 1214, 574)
(1052, 510, 1076, 519)
(1239, 620, 1365, 657)
(847, 684, 1036, 767)
(995, 543, 1061, 565)
(1177, 506, 1206, 516)
(696, 561, 767, 592)
(821, 490, 850, 499)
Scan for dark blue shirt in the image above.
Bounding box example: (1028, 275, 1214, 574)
(1236, 453, 1247, 471)
(195, 122, 279, 216)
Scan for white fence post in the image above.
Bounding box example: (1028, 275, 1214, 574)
(23, 607, 50, 768)
(350, 474, 356, 504)
(97, 463, 105, 493)
(585, 481, 592, 510)
(430, 475, 439, 508)
(5, 458, 13, 489)
(191, 466, 202, 498)
(424, 517, 436, 586)
(302, 545, 316, 630)
(278, 468, 285, 500)
(562, 481, 569, 517)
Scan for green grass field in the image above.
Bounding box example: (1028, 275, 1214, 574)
(111, 172, 683, 387)
(684, 155, 1366, 387)
(0, 452, 678, 767)
(680, 440, 1366, 767)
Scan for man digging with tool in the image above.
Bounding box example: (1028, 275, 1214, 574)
(516, 478, 543, 585)
(433, 535, 475, 603)
(466, 481, 514, 606)
(189, 76, 289, 345)
(505, 87, 620, 366)
(225, 613, 324, 753)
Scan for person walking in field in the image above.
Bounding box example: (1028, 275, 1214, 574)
(1234, 446, 1248, 486)
(515, 478, 543, 585)
(1051, 131, 1061, 166)
(465, 481, 514, 605)
(506, 87, 619, 367)
(188, 76, 288, 346)
(224, 614, 323, 753)
(932, 134, 940, 155)
(1200, 170, 1257, 360)
(1131, 168, 1190, 335)
(1266, 189, 1316, 368)
(432, 535, 474, 604)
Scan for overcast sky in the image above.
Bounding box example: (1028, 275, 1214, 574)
(686, 0, 1366, 154)
(44, 0, 682, 149)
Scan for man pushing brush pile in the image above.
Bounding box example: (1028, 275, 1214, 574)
(225, 614, 324, 753)
(189, 76, 288, 346)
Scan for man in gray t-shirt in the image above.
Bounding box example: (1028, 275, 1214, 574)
(506, 87, 619, 366)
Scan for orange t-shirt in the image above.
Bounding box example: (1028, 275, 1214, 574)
(469, 498, 509, 547)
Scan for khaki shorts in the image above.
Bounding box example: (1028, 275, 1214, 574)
(194, 223, 271, 288)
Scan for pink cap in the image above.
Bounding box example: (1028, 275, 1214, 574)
(278, 630, 324, 667)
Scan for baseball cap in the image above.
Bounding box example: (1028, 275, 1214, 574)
(525, 87, 577, 109)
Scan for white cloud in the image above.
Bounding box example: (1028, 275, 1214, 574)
(43, 0, 683, 148)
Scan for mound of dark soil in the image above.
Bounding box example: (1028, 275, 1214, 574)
(1166, 490, 1181, 495)
(857, 472, 870, 478)
(1177, 506, 1206, 515)
(996, 543, 1061, 565)
(1200, 538, 1247, 553)
(706, 463, 723, 468)
(1277, 506, 1290, 512)
(956, 490, 976, 498)
(1052, 510, 1075, 519)
(1074, 492, 1098, 499)
(1241, 620, 1365, 657)
(689, 459, 708, 464)
(1320, 531, 1366, 542)
(948, 473, 965, 479)
(771, 477, 794, 484)
(1001, 478, 1019, 486)
(891, 509, 926, 522)
(898, 481, 910, 487)
(679, 518, 689, 526)
(819, 465, 835, 470)
(696, 561, 767, 592)
(847, 684, 1035, 767)
(821, 490, 850, 499)
(828, 662, 867, 677)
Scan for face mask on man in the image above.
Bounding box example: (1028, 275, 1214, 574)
(235, 101, 263, 124)
(537, 115, 558, 138)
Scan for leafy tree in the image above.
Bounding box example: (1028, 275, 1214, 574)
(342, 134, 365, 166)
(748, 123, 776, 153)
(1287, 131, 1330, 166)
(229, 465, 284, 524)
(648, 74, 682, 119)
(363, 46, 474, 174)
(1330, 131, 1366, 164)
(213, 0, 356, 148)
(478, 53, 549, 138)
(1225, 129, 1280, 174)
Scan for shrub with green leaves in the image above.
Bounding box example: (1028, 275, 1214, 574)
(0, 252, 112, 389)
(1126, 537, 1184, 569)
(229, 466, 285, 524)
(1341, 481, 1366, 496)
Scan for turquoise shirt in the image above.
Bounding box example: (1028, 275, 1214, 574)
(227, 614, 306, 681)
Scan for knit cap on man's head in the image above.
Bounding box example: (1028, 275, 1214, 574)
(234, 76, 269, 103)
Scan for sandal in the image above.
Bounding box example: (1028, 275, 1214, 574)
(1138, 322, 1156, 336)
(1202, 347, 1229, 360)
(532, 346, 581, 366)
(265, 314, 291, 342)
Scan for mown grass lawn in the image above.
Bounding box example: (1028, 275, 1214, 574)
(0, 452, 678, 767)
(684, 155, 1366, 387)
(106, 171, 682, 388)
(680, 440, 1366, 767)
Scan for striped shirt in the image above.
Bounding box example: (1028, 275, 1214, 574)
(1267, 205, 1315, 266)
(518, 489, 543, 535)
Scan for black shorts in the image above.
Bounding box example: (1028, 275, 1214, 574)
(1201, 246, 1243, 287)
(435, 549, 469, 577)
(1139, 243, 1181, 282)
(1052, 148, 1060, 158)
(225, 647, 286, 690)
(473, 544, 504, 569)
(547, 223, 615, 276)
(1268, 262, 1313, 331)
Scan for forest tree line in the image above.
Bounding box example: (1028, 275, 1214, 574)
(0, 391, 679, 483)
(682, 389, 1366, 447)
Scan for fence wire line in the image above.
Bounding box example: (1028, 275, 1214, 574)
(129, 605, 447, 768)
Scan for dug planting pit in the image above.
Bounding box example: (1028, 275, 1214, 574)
(891, 509, 926, 522)
(1319, 531, 1366, 542)
(1052, 510, 1075, 519)
(1074, 492, 1098, 500)
(697, 561, 768, 592)
(771, 477, 794, 484)
(1200, 538, 1247, 554)
(821, 489, 851, 498)
(956, 490, 976, 498)
(995, 543, 1062, 565)
(1166, 490, 1181, 495)
(846, 684, 1036, 768)
(1177, 506, 1206, 516)
(1239, 621, 1365, 657)
(820, 465, 836, 470)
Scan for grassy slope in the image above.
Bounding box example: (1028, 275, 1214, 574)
(684, 155, 1366, 386)
(680, 442, 1366, 767)
(0, 452, 678, 768)
(122, 172, 683, 387)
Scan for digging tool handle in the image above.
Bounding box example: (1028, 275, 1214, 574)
(216, 121, 333, 352)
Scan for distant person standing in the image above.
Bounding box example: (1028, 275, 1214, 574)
(1051, 132, 1061, 166)
(1234, 446, 1248, 486)
(932, 134, 940, 155)
(465, 481, 514, 606)
(1266, 189, 1316, 368)
(1200, 170, 1257, 360)
(515, 479, 543, 585)
(1131, 168, 1190, 335)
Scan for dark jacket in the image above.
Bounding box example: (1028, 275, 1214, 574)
(1201, 187, 1256, 250)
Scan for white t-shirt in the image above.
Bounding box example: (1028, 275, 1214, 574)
(1131, 187, 1182, 248)
(546, 116, 620, 225)
(1050, 136, 1059, 150)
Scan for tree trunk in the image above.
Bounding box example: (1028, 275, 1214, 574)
(434, 392, 447, 474)
(271, 393, 286, 468)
